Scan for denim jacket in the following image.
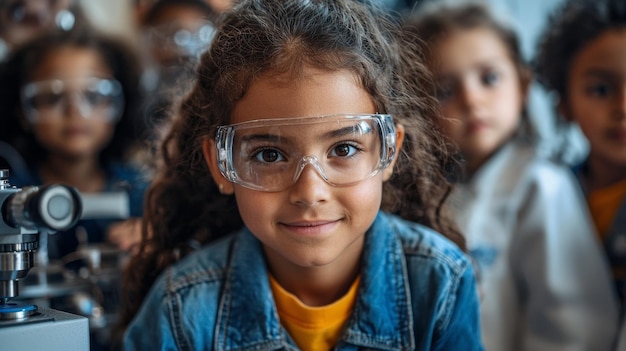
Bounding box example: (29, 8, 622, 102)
(124, 211, 483, 351)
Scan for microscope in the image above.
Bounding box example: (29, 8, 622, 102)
(0, 169, 90, 350)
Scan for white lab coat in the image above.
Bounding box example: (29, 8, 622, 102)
(447, 140, 619, 351)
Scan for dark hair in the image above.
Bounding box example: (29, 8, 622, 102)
(534, 0, 626, 102)
(118, 0, 463, 335)
(0, 27, 145, 167)
(402, 1, 534, 139)
(142, 0, 218, 26)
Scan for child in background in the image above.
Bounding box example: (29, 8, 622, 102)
(0, 0, 88, 62)
(404, 2, 618, 350)
(138, 0, 218, 131)
(120, 0, 484, 350)
(0, 28, 150, 258)
(535, 0, 626, 317)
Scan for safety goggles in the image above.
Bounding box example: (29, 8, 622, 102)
(215, 114, 397, 192)
(0, 0, 76, 32)
(21, 77, 124, 123)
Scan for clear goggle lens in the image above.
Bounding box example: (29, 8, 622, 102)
(145, 19, 216, 59)
(0, 0, 75, 29)
(216, 114, 397, 192)
(21, 77, 124, 123)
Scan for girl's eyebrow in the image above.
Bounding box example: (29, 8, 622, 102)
(241, 133, 288, 143)
(583, 68, 620, 80)
(241, 123, 374, 143)
(321, 123, 373, 139)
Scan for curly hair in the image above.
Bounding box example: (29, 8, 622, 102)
(534, 0, 626, 102)
(0, 27, 145, 167)
(117, 0, 464, 335)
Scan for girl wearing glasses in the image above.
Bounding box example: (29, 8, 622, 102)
(120, 0, 483, 350)
(0, 28, 150, 259)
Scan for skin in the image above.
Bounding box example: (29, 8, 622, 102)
(25, 46, 116, 192)
(204, 66, 404, 306)
(560, 28, 626, 191)
(204, 0, 232, 13)
(430, 27, 529, 175)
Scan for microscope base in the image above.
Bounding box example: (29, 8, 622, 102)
(0, 307, 89, 351)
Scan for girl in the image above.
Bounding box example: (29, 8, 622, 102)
(138, 0, 218, 131)
(535, 0, 626, 322)
(120, 0, 484, 350)
(404, 2, 618, 350)
(0, 0, 88, 62)
(0, 28, 150, 259)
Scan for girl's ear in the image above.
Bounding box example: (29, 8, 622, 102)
(383, 123, 405, 181)
(202, 138, 235, 195)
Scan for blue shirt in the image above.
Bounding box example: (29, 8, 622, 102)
(124, 211, 483, 351)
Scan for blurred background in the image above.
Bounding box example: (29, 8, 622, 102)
(0, 1, 589, 350)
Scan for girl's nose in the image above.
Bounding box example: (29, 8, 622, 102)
(288, 162, 331, 207)
(63, 94, 89, 119)
(459, 82, 485, 112)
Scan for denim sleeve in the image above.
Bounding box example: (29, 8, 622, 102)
(123, 276, 180, 351)
(433, 262, 484, 351)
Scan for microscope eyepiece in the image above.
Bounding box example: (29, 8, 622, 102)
(5, 185, 82, 231)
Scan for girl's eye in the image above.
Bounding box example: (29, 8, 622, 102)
(33, 92, 63, 108)
(482, 71, 500, 86)
(84, 91, 110, 106)
(586, 83, 611, 97)
(330, 143, 357, 158)
(254, 148, 284, 163)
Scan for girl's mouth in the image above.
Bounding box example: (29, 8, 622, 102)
(279, 219, 341, 236)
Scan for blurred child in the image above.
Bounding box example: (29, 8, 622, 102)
(138, 0, 218, 130)
(535, 0, 626, 318)
(404, 1, 618, 350)
(120, 0, 484, 349)
(0, 28, 150, 259)
(0, 0, 87, 62)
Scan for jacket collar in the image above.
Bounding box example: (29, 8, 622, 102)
(216, 212, 414, 351)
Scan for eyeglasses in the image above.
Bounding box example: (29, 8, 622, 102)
(21, 77, 124, 123)
(215, 114, 397, 192)
(144, 20, 216, 60)
(0, 0, 76, 31)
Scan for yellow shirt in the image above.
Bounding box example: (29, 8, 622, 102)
(587, 178, 626, 240)
(269, 275, 360, 351)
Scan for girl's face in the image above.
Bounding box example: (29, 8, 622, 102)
(206, 67, 400, 276)
(23, 47, 117, 160)
(430, 27, 527, 173)
(561, 29, 626, 173)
